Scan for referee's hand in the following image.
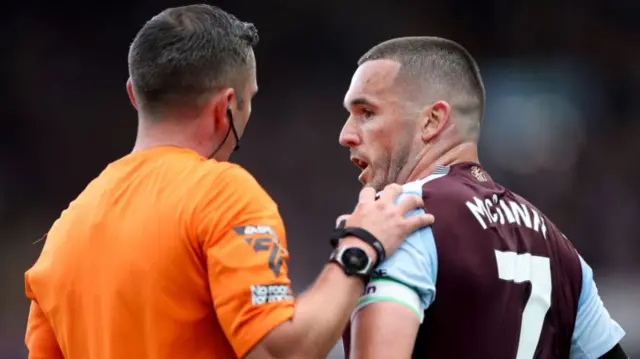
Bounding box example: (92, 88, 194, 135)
(342, 184, 434, 260)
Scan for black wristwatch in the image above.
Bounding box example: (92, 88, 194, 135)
(329, 220, 386, 265)
(329, 246, 375, 280)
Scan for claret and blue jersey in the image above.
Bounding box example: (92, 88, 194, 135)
(347, 162, 625, 359)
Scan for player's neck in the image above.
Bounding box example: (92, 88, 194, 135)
(406, 141, 479, 183)
(132, 118, 210, 158)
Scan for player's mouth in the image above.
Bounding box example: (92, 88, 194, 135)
(351, 156, 370, 184)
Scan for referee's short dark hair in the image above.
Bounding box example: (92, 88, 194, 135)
(128, 4, 259, 115)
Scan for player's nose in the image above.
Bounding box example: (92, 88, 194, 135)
(338, 119, 361, 148)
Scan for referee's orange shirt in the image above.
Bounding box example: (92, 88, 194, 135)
(24, 146, 295, 359)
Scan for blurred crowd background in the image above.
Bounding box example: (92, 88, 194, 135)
(1, 1, 638, 358)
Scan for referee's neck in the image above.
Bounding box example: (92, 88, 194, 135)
(131, 116, 209, 158)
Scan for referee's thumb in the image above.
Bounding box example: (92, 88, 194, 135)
(335, 214, 350, 228)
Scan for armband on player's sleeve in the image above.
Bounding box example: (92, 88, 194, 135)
(355, 278, 424, 322)
(351, 201, 438, 323)
(351, 186, 438, 323)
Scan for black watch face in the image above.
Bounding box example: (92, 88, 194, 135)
(342, 247, 369, 271)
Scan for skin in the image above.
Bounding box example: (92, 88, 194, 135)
(124, 51, 436, 359)
(339, 59, 480, 359)
(340, 59, 479, 192)
(127, 52, 258, 162)
(341, 58, 628, 359)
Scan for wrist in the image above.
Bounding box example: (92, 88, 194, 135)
(328, 243, 377, 285)
(329, 221, 387, 266)
(326, 261, 366, 287)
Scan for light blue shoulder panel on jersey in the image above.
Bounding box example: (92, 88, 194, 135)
(570, 255, 625, 359)
(353, 168, 449, 323)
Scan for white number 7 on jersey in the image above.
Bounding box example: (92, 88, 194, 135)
(495, 250, 552, 359)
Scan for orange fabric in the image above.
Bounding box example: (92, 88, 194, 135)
(25, 300, 64, 359)
(24, 146, 295, 359)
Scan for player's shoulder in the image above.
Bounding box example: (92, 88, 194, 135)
(409, 163, 506, 224)
(377, 166, 452, 199)
(409, 165, 454, 193)
(400, 164, 473, 205)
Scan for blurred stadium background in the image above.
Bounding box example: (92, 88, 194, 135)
(1, 1, 639, 358)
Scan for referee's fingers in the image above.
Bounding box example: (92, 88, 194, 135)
(395, 194, 424, 215)
(358, 186, 377, 203)
(405, 213, 435, 231)
(379, 183, 403, 203)
(335, 214, 350, 228)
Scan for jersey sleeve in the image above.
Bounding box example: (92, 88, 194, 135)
(570, 255, 625, 359)
(199, 165, 294, 358)
(352, 190, 438, 323)
(25, 276, 64, 359)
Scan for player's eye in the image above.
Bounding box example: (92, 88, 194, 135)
(362, 109, 374, 119)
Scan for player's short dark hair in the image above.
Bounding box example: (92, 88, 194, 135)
(128, 5, 259, 115)
(359, 37, 485, 131)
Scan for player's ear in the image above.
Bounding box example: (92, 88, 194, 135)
(421, 100, 451, 142)
(126, 78, 138, 110)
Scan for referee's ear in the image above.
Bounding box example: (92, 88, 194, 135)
(126, 78, 138, 110)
